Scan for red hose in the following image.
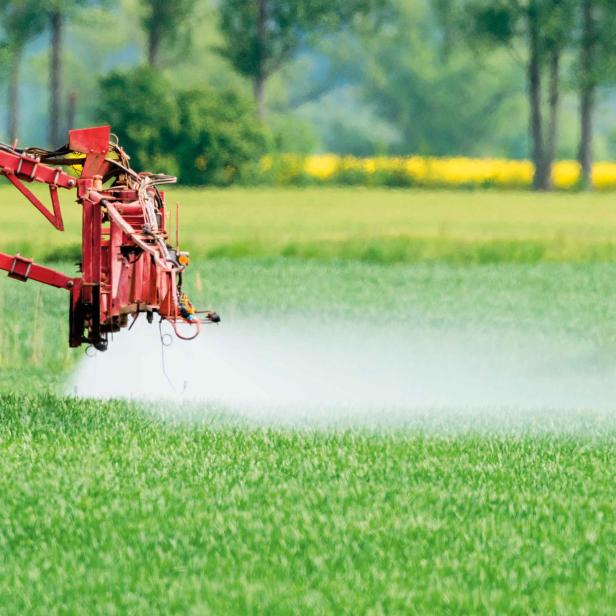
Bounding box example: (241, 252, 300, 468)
(170, 317, 201, 341)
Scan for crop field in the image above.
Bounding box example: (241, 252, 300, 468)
(8, 184, 616, 263)
(0, 185, 615, 613)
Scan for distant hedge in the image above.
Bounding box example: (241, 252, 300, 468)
(258, 154, 616, 190)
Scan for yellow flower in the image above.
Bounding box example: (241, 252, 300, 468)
(258, 154, 616, 190)
(593, 163, 616, 190)
(553, 161, 580, 189)
(304, 154, 340, 180)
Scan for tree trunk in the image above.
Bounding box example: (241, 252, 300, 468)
(254, 0, 268, 120)
(579, 0, 594, 191)
(253, 76, 266, 121)
(7, 48, 21, 143)
(147, 24, 161, 67)
(66, 91, 77, 134)
(545, 47, 561, 189)
(579, 87, 594, 190)
(528, 3, 549, 191)
(49, 10, 63, 147)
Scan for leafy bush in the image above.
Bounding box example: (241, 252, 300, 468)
(175, 89, 267, 186)
(97, 67, 266, 185)
(98, 67, 180, 176)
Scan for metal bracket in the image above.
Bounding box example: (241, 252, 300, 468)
(3, 172, 65, 231)
(8, 254, 33, 282)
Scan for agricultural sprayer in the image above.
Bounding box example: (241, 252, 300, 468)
(0, 125, 219, 352)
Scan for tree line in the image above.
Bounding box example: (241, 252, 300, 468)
(0, 1, 386, 141)
(1, 0, 616, 190)
(443, 1, 616, 190)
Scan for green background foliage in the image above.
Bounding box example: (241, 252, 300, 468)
(97, 67, 267, 183)
(175, 89, 267, 185)
(4, 0, 616, 178)
(98, 66, 180, 175)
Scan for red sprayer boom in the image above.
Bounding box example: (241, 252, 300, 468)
(0, 125, 219, 351)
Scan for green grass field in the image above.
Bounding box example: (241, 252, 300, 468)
(5, 183, 616, 263)
(0, 186, 615, 613)
(1, 397, 614, 614)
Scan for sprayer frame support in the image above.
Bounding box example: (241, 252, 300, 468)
(0, 125, 215, 351)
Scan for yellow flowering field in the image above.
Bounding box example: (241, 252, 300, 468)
(262, 154, 616, 189)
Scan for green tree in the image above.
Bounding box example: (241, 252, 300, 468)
(450, 0, 576, 190)
(97, 66, 266, 184)
(47, 1, 70, 146)
(0, 1, 46, 142)
(175, 88, 267, 185)
(45, 1, 112, 146)
(98, 66, 180, 174)
(543, 0, 576, 179)
(217, 0, 389, 120)
(575, 0, 616, 189)
(139, 0, 199, 68)
(349, 0, 527, 158)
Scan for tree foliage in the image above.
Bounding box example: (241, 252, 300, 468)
(217, 0, 390, 117)
(4, 0, 616, 189)
(44, 0, 109, 145)
(97, 66, 266, 185)
(175, 88, 267, 185)
(0, 1, 45, 53)
(441, 0, 578, 189)
(353, 1, 526, 157)
(98, 67, 181, 174)
(0, 1, 46, 140)
(139, 0, 199, 67)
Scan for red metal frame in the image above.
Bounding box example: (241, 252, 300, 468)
(0, 125, 218, 351)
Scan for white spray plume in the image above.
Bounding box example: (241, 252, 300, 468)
(68, 315, 616, 431)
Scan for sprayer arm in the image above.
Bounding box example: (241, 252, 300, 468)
(0, 148, 77, 231)
(0, 149, 76, 190)
(0, 252, 75, 290)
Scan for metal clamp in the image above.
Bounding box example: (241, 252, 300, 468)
(8, 254, 33, 282)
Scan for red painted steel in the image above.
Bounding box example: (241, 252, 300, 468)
(0, 126, 218, 351)
(0, 253, 75, 288)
